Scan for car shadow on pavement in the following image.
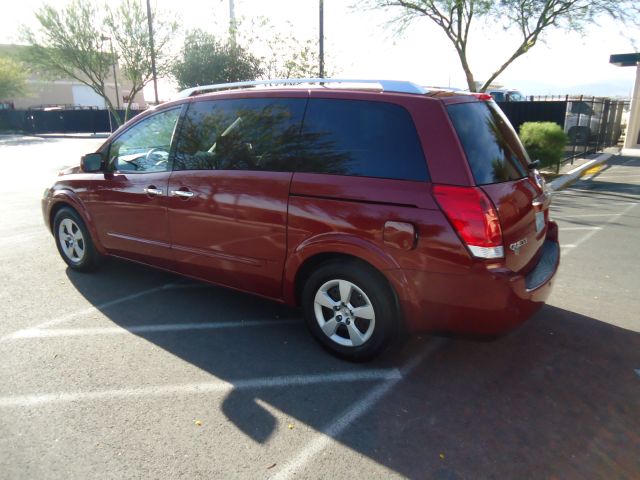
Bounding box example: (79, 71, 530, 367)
(66, 260, 640, 479)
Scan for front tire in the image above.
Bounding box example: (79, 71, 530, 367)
(301, 260, 398, 361)
(53, 207, 101, 272)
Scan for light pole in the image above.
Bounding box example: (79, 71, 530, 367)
(146, 0, 159, 104)
(319, 0, 324, 78)
(229, 0, 237, 47)
(101, 35, 120, 110)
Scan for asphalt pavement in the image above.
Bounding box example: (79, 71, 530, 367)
(0, 135, 638, 479)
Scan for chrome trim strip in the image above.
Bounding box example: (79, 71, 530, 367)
(106, 232, 170, 249)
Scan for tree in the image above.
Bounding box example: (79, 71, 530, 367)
(242, 18, 322, 79)
(365, 0, 640, 92)
(0, 56, 27, 101)
(171, 29, 263, 89)
(21, 0, 119, 122)
(21, 0, 177, 126)
(106, 0, 178, 121)
(171, 18, 325, 91)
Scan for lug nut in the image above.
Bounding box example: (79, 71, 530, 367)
(336, 315, 343, 322)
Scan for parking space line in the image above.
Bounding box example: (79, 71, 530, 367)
(1, 283, 179, 342)
(554, 213, 624, 218)
(561, 202, 638, 256)
(9, 319, 298, 339)
(591, 174, 640, 180)
(271, 339, 446, 480)
(0, 231, 44, 247)
(560, 227, 602, 231)
(0, 369, 402, 408)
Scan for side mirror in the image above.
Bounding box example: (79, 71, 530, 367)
(528, 159, 541, 171)
(81, 153, 103, 172)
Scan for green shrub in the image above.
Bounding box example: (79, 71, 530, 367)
(519, 122, 567, 171)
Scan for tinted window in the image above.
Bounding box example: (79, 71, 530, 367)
(298, 99, 428, 181)
(507, 91, 526, 102)
(109, 108, 181, 173)
(490, 92, 505, 102)
(174, 98, 306, 171)
(570, 101, 594, 115)
(447, 101, 528, 185)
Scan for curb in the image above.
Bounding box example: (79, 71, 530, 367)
(547, 152, 613, 192)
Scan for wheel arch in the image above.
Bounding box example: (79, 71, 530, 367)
(49, 191, 107, 255)
(284, 243, 405, 329)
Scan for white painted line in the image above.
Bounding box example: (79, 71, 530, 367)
(10, 319, 298, 339)
(0, 231, 44, 247)
(551, 201, 634, 208)
(592, 174, 640, 180)
(560, 227, 603, 231)
(562, 202, 638, 256)
(271, 339, 446, 480)
(1, 283, 179, 342)
(0, 369, 401, 408)
(560, 244, 576, 249)
(555, 213, 618, 218)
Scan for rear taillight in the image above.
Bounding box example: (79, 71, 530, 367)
(433, 185, 504, 259)
(471, 93, 493, 101)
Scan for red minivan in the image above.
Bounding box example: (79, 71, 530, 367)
(42, 79, 559, 360)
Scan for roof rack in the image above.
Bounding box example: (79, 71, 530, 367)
(173, 78, 428, 99)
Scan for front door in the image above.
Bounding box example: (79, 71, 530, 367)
(89, 107, 182, 268)
(166, 96, 307, 299)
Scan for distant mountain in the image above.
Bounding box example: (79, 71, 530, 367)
(508, 78, 634, 98)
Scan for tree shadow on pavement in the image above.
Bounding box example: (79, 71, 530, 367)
(66, 261, 640, 479)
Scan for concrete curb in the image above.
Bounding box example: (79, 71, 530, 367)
(547, 153, 613, 192)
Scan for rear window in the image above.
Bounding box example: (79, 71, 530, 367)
(447, 101, 529, 185)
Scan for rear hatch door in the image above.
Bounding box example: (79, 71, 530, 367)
(446, 100, 549, 273)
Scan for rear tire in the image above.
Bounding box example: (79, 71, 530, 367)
(53, 207, 101, 272)
(301, 260, 397, 361)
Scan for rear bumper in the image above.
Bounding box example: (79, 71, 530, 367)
(392, 221, 560, 336)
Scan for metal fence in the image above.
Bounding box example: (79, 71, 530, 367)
(0, 108, 144, 134)
(527, 95, 629, 167)
(496, 100, 567, 134)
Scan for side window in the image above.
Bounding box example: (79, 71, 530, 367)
(109, 108, 181, 173)
(174, 98, 306, 171)
(298, 99, 429, 181)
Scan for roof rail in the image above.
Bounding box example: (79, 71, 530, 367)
(173, 78, 428, 99)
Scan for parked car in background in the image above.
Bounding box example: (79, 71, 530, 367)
(488, 89, 527, 102)
(42, 79, 559, 361)
(565, 99, 602, 143)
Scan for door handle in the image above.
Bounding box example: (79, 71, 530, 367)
(170, 190, 195, 198)
(144, 187, 164, 196)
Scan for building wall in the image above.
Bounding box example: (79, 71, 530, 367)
(1, 43, 146, 110)
(12, 79, 146, 110)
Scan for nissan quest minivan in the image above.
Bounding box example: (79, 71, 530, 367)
(42, 79, 560, 360)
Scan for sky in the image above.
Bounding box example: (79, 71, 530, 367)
(2, 0, 639, 101)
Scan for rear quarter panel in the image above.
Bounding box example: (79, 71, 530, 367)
(283, 174, 474, 331)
